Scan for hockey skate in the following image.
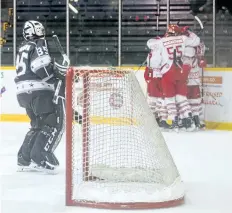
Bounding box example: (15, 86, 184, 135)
(182, 114, 195, 132)
(17, 152, 59, 174)
(18, 162, 58, 175)
(199, 121, 206, 129)
(18, 154, 41, 172)
(36, 152, 59, 174)
(17, 150, 40, 172)
(36, 161, 58, 175)
(159, 120, 173, 131)
(193, 115, 205, 130)
(170, 116, 179, 132)
(155, 117, 162, 127)
(17, 161, 42, 173)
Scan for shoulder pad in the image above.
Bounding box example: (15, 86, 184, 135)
(30, 38, 47, 47)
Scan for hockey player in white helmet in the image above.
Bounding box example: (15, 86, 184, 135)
(15, 20, 68, 172)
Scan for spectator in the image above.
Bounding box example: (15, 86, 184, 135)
(189, 0, 212, 15)
(189, 0, 232, 15)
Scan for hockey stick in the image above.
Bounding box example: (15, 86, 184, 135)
(52, 35, 82, 124)
(193, 15, 205, 100)
(52, 35, 65, 55)
(52, 35, 69, 104)
(194, 15, 204, 33)
(135, 58, 147, 73)
(52, 35, 70, 69)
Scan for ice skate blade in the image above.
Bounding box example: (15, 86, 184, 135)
(160, 127, 173, 132)
(173, 127, 179, 133)
(17, 164, 58, 175)
(41, 167, 58, 175)
(195, 126, 205, 131)
(160, 127, 179, 133)
(17, 164, 41, 173)
(186, 124, 196, 132)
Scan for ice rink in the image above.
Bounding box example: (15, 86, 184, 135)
(1, 122, 232, 213)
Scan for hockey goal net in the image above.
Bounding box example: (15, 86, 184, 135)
(65, 67, 184, 209)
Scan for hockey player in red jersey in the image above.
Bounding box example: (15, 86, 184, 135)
(144, 43, 169, 128)
(186, 40, 207, 129)
(147, 24, 200, 131)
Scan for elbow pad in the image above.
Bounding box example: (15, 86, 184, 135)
(31, 54, 54, 81)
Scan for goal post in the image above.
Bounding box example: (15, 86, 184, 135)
(65, 67, 185, 209)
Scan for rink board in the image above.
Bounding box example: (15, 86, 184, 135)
(1, 66, 232, 131)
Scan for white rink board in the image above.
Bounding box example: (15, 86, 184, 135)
(1, 67, 232, 126)
(203, 70, 232, 123)
(0, 69, 26, 114)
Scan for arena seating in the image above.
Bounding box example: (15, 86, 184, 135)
(1, 0, 232, 66)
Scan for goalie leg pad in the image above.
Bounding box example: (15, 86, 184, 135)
(18, 129, 39, 166)
(30, 101, 65, 167)
(40, 151, 59, 169)
(30, 124, 60, 167)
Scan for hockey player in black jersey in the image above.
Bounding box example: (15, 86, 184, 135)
(15, 20, 67, 172)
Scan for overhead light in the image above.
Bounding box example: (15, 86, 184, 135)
(69, 3, 78, 14)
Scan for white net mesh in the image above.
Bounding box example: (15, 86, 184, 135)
(68, 67, 184, 206)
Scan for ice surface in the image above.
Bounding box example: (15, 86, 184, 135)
(1, 122, 232, 213)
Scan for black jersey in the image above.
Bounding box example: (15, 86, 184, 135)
(15, 38, 55, 94)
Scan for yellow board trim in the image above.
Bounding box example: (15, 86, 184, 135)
(205, 121, 232, 131)
(0, 66, 16, 70)
(1, 114, 232, 130)
(0, 114, 137, 126)
(0, 114, 30, 122)
(2, 66, 232, 72)
(204, 67, 232, 71)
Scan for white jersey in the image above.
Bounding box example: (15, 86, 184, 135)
(147, 31, 200, 75)
(146, 37, 163, 78)
(185, 41, 206, 86)
(196, 41, 206, 58)
(187, 57, 201, 85)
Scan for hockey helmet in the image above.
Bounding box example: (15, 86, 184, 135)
(23, 20, 45, 40)
(166, 24, 181, 36)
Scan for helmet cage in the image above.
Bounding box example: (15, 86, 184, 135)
(23, 20, 45, 40)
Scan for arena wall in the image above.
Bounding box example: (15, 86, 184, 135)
(1, 66, 232, 130)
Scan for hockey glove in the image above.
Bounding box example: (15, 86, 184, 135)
(198, 58, 207, 68)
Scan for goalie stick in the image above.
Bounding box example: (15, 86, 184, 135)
(52, 35, 70, 104)
(52, 35, 83, 125)
(52, 35, 67, 61)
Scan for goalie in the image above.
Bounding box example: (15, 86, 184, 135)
(15, 20, 68, 172)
